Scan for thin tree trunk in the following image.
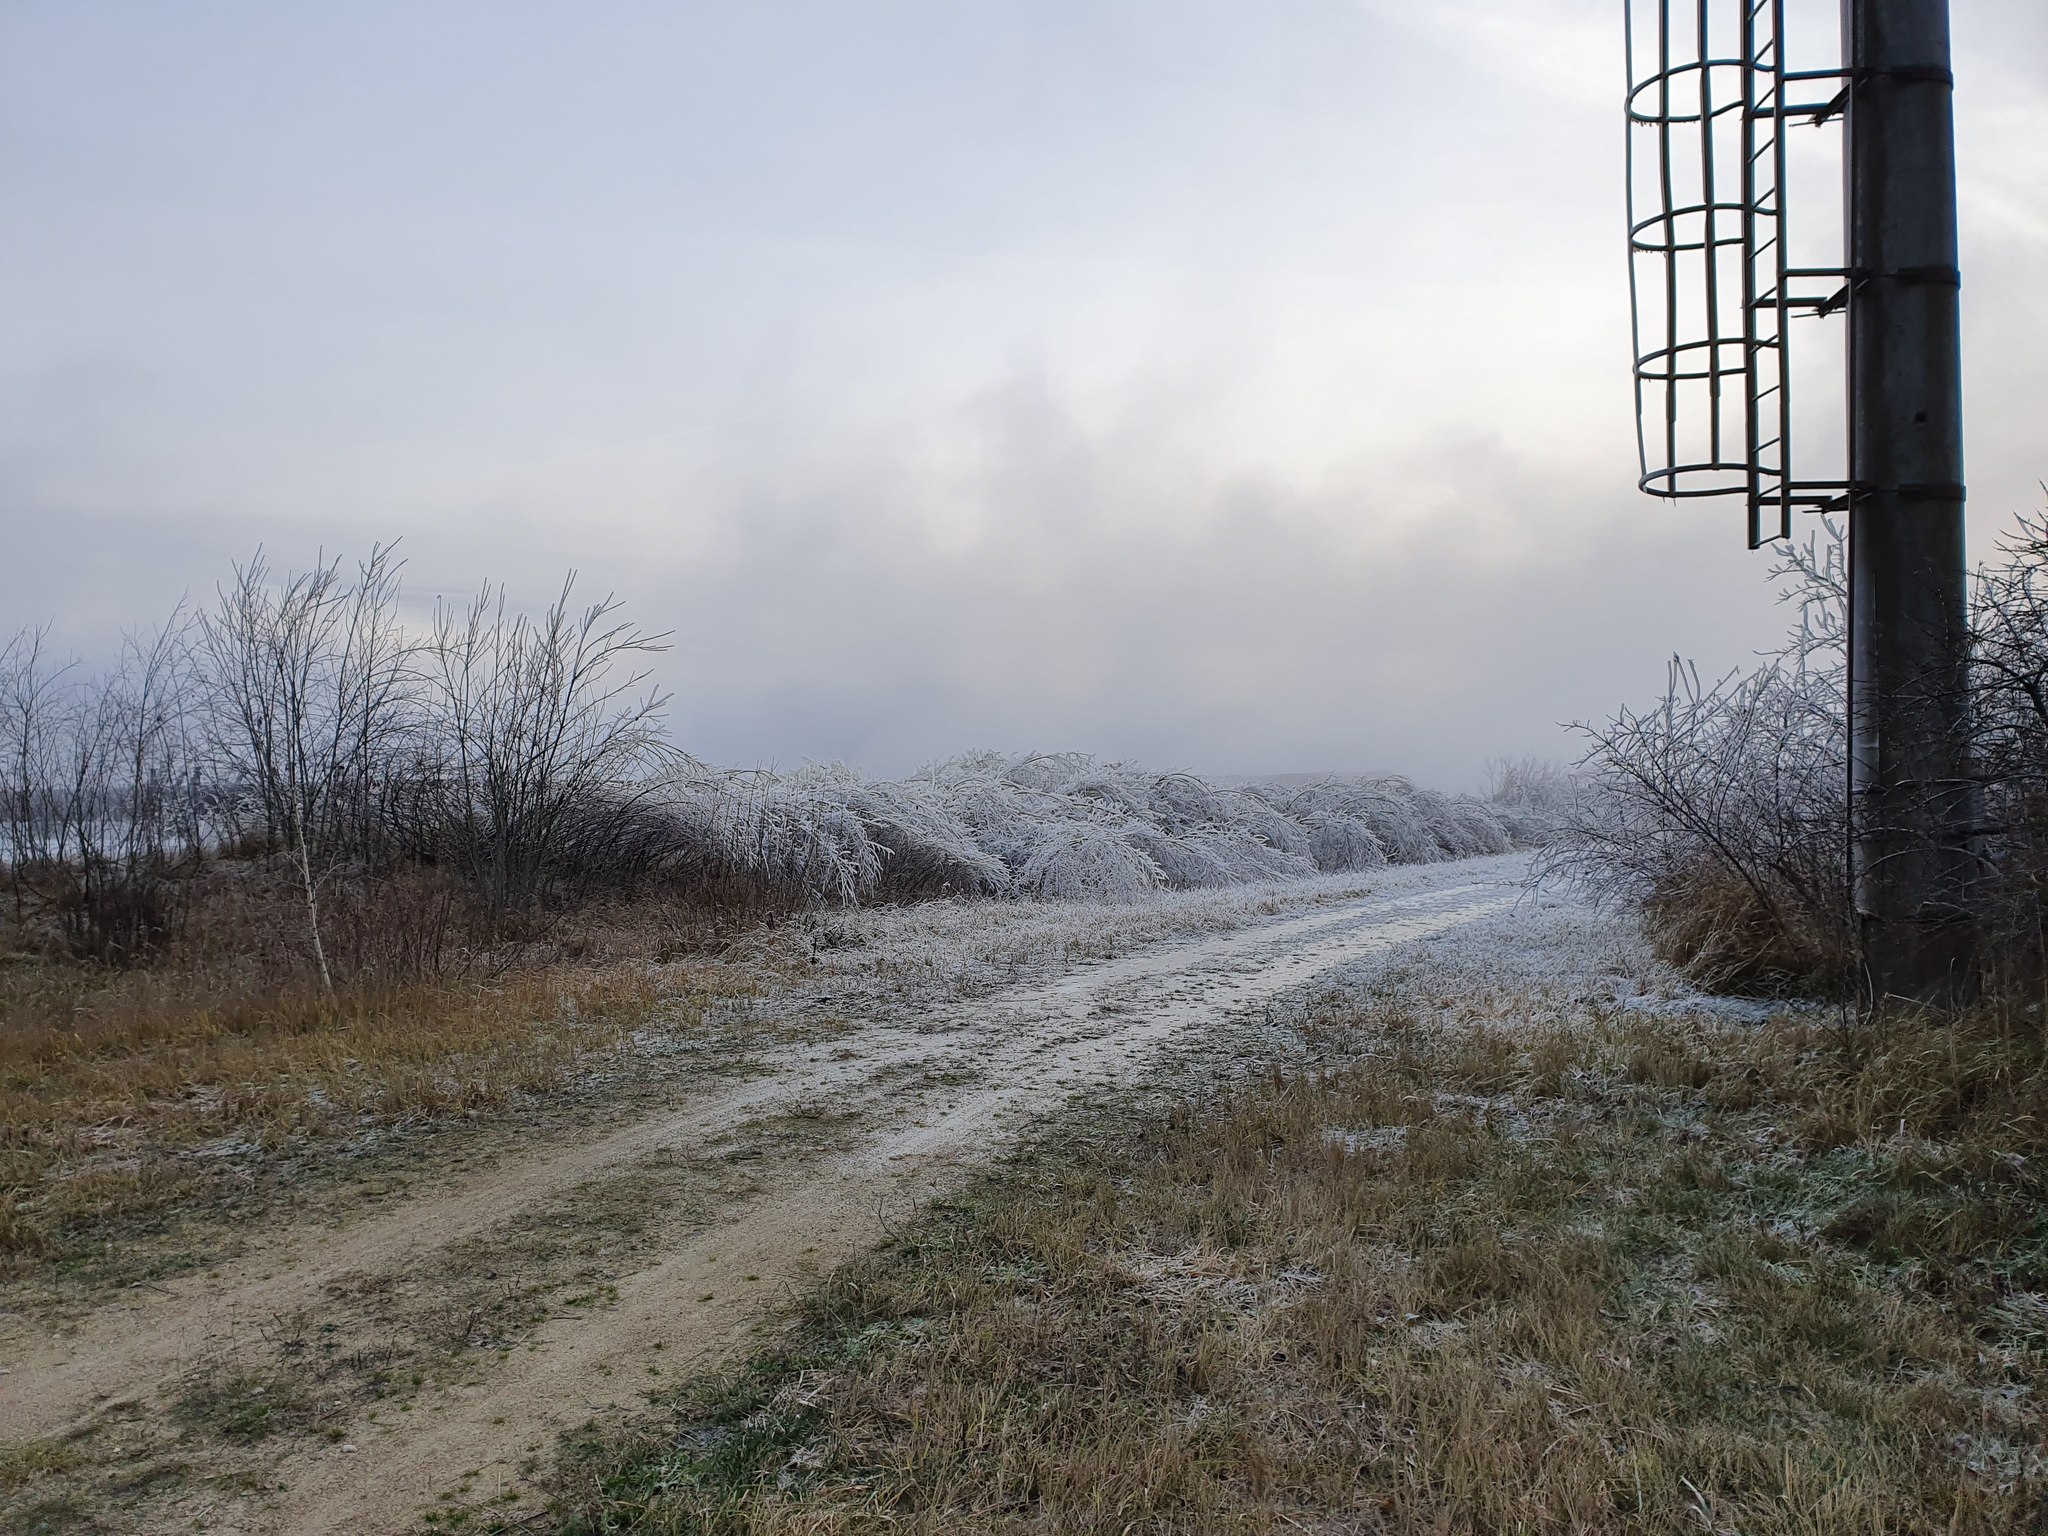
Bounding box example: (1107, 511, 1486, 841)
(292, 798, 334, 996)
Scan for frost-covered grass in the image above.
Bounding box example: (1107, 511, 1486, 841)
(664, 752, 1516, 909)
(795, 856, 1530, 1009)
(538, 986, 2048, 1535)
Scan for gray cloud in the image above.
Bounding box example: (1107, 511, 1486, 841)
(0, 1, 2041, 789)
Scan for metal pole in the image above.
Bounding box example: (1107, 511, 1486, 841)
(1844, 0, 1975, 1003)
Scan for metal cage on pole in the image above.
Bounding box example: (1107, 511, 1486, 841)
(1626, 0, 1854, 548)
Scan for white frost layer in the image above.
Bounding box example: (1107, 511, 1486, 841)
(799, 855, 1537, 1009)
(660, 752, 1517, 906)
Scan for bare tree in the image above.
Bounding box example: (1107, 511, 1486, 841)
(1968, 506, 2048, 989)
(426, 576, 675, 923)
(0, 615, 204, 961)
(64, 616, 203, 960)
(1972, 510, 2048, 785)
(197, 545, 418, 990)
(0, 625, 69, 926)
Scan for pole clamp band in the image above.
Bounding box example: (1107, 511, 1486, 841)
(1864, 65, 1954, 88)
(1889, 265, 1961, 287)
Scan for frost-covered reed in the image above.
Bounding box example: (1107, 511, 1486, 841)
(654, 752, 1516, 907)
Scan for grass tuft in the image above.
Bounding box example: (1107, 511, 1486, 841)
(169, 1367, 319, 1443)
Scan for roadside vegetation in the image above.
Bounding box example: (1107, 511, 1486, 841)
(0, 951, 762, 1291)
(0, 545, 1530, 1299)
(508, 981, 2047, 1534)
(1546, 511, 2048, 1002)
(0, 542, 1521, 973)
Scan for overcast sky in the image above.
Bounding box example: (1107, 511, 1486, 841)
(2, 1, 2043, 787)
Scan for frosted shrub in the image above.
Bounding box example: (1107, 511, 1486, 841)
(1126, 826, 1313, 889)
(722, 767, 885, 908)
(1226, 796, 1316, 862)
(1543, 528, 1852, 995)
(1145, 772, 1232, 832)
(834, 774, 1010, 899)
(1260, 780, 1439, 865)
(1484, 756, 1579, 845)
(1349, 781, 1446, 864)
(1197, 828, 1317, 883)
(1017, 821, 1163, 901)
(928, 766, 1049, 873)
(642, 750, 1522, 909)
(1303, 813, 1388, 873)
(1414, 790, 1514, 859)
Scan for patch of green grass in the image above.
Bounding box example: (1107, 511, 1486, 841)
(4, 1489, 89, 1536)
(0, 1438, 81, 1494)
(169, 1367, 317, 1443)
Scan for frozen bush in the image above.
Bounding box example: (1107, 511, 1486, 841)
(1485, 756, 1578, 845)
(1145, 772, 1231, 833)
(1353, 780, 1446, 863)
(1542, 528, 1853, 995)
(717, 767, 885, 908)
(1017, 821, 1163, 901)
(927, 760, 1051, 873)
(1414, 790, 1513, 859)
(823, 769, 1010, 900)
(1302, 813, 1388, 873)
(1126, 826, 1314, 889)
(1225, 795, 1316, 861)
(1268, 779, 1439, 865)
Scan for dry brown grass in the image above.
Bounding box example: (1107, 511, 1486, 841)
(1640, 864, 1852, 998)
(0, 940, 771, 1280)
(0, 849, 808, 1287)
(530, 1001, 2048, 1535)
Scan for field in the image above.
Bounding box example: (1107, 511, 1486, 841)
(2, 861, 1514, 1534)
(6, 854, 2044, 1533)
(0, 869, 1433, 1311)
(7, 12, 2043, 1532)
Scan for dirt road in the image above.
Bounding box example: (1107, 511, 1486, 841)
(2, 857, 1529, 1534)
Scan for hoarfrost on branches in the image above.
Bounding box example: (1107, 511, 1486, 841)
(0, 544, 1537, 966)
(657, 750, 1520, 908)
